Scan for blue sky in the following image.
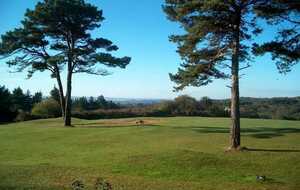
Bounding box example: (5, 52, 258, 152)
(0, 0, 299, 99)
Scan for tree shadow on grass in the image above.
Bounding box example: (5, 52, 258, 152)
(173, 126, 300, 152)
(75, 123, 159, 128)
(172, 126, 300, 139)
(245, 148, 300, 152)
(0, 185, 61, 190)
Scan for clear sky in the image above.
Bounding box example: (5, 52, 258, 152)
(0, 0, 299, 99)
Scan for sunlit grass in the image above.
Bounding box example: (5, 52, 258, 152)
(0, 117, 299, 189)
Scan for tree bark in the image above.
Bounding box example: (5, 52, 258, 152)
(230, 61, 241, 149)
(64, 68, 72, 126)
(230, 10, 241, 150)
(64, 33, 74, 127)
(54, 66, 65, 118)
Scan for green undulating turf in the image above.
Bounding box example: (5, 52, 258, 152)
(0, 117, 299, 190)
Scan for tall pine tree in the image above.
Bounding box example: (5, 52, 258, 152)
(0, 0, 131, 126)
(163, 0, 270, 150)
(0, 10, 66, 118)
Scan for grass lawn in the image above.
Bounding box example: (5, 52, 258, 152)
(0, 117, 299, 190)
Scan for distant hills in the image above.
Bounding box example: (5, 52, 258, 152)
(85, 96, 300, 105)
(106, 96, 300, 105)
(105, 97, 167, 105)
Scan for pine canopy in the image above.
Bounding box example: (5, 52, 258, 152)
(0, 0, 131, 78)
(163, 0, 268, 90)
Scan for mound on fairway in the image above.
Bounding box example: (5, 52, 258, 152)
(0, 117, 299, 190)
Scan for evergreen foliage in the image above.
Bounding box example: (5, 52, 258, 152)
(253, 0, 300, 73)
(162, 0, 287, 149)
(50, 86, 61, 103)
(72, 95, 120, 111)
(0, 86, 43, 122)
(0, 0, 131, 126)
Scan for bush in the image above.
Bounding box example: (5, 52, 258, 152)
(173, 95, 198, 115)
(14, 110, 35, 122)
(31, 98, 61, 118)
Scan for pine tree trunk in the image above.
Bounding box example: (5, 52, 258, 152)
(230, 11, 241, 150)
(64, 63, 72, 127)
(55, 68, 65, 118)
(230, 62, 241, 149)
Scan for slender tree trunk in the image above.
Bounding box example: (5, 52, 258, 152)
(230, 11, 241, 150)
(55, 71, 65, 118)
(230, 57, 241, 149)
(64, 34, 74, 127)
(64, 62, 72, 127)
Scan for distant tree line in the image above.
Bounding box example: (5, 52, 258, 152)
(73, 95, 300, 121)
(238, 97, 300, 120)
(0, 86, 43, 122)
(1, 85, 299, 123)
(0, 86, 120, 123)
(72, 95, 120, 111)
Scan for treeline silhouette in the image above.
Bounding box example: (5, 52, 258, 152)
(0, 86, 120, 122)
(73, 95, 120, 111)
(73, 95, 300, 121)
(0, 86, 42, 122)
(1, 86, 299, 123)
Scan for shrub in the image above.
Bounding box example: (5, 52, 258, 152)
(31, 98, 61, 118)
(14, 110, 34, 122)
(173, 95, 198, 115)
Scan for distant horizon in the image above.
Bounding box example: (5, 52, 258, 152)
(1, 0, 299, 99)
(2, 85, 300, 101)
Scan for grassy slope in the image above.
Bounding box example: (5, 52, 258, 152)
(0, 117, 299, 190)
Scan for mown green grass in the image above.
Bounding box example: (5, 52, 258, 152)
(0, 117, 299, 190)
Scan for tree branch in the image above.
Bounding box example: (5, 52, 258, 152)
(239, 64, 251, 71)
